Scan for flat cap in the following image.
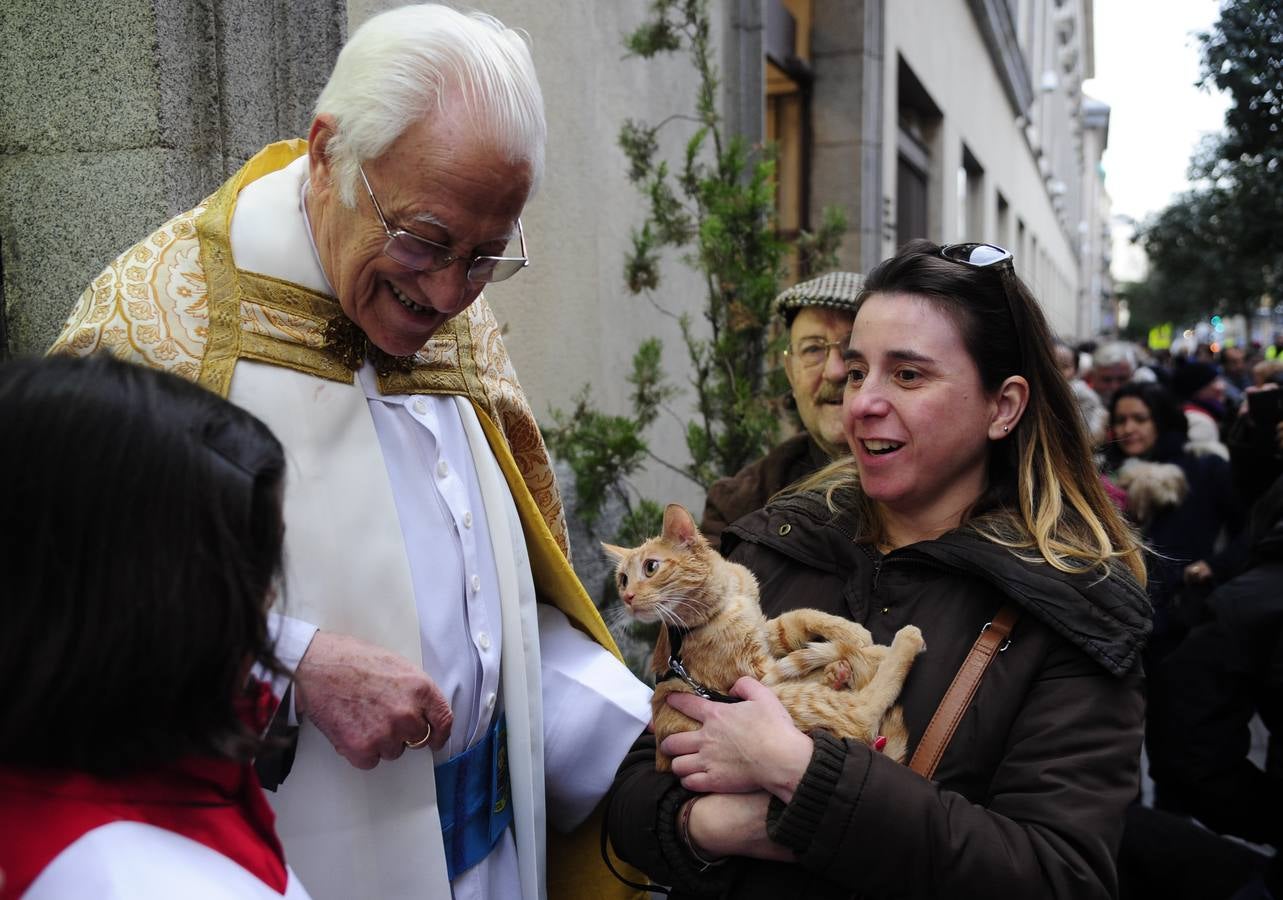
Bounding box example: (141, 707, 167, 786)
(775, 271, 864, 324)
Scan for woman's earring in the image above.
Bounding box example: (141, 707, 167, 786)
(1002, 425, 1009, 432)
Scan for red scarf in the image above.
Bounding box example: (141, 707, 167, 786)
(0, 683, 287, 897)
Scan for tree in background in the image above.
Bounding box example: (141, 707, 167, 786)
(1129, 0, 1282, 334)
(545, 0, 843, 551)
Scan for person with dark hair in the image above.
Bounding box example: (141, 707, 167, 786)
(700, 271, 863, 548)
(1170, 360, 1230, 454)
(1223, 380, 1283, 513)
(1219, 345, 1251, 408)
(0, 354, 310, 898)
(1104, 381, 1244, 660)
(608, 240, 1150, 898)
(1144, 473, 1283, 899)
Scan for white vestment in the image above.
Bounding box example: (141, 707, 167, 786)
(226, 156, 651, 900)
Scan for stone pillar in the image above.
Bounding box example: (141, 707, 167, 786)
(727, 0, 765, 143)
(0, 0, 345, 356)
(809, 0, 884, 273)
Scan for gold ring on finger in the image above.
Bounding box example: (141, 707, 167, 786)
(404, 724, 432, 749)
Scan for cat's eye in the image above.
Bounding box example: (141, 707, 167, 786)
(618, 573, 628, 589)
(643, 558, 660, 576)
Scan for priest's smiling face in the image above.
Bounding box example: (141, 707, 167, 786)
(305, 107, 532, 358)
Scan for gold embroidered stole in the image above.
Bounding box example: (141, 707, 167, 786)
(192, 141, 576, 563)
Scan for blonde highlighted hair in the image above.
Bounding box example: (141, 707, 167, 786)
(790, 240, 1145, 585)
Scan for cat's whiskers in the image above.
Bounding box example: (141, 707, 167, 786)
(655, 588, 711, 628)
(652, 602, 685, 633)
(605, 602, 637, 631)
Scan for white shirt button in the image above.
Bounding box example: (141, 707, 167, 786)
(478, 631, 492, 651)
(463, 511, 473, 528)
(471, 574, 481, 592)
(437, 460, 449, 478)
(412, 397, 426, 415)
(485, 692, 497, 711)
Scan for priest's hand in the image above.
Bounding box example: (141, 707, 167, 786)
(294, 631, 452, 768)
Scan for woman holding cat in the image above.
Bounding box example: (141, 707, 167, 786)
(607, 240, 1151, 898)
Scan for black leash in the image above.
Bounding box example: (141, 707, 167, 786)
(598, 775, 672, 895)
(599, 623, 749, 895)
(656, 624, 744, 704)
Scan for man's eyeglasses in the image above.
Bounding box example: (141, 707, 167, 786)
(358, 165, 528, 283)
(784, 338, 848, 370)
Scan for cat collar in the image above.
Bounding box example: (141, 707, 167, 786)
(659, 624, 744, 704)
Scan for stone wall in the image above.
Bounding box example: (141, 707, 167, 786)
(0, 0, 345, 356)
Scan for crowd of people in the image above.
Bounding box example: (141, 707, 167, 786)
(1, 2, 1280, 899)
(1070, 336, 1283, 897)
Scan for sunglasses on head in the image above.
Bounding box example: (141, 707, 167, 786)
(939, 242, 1013, 269)
(939, 242, 1024, 366)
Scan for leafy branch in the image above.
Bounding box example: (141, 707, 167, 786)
(546, 0, 844, 546)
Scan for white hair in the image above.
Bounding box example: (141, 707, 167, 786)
(314, 4, 546, 207)
(1091, 341, 1137, 373)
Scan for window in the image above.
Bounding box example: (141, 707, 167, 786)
(1016, 217, 1027, 279)
(996, 192, 1011, 250)
(958, 145, 984, 239)
(765, 0, 814, 276)
(897, 58, 942, 247)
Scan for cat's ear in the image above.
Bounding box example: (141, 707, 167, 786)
(662, 503, 702, 547)
(601, 542, 628, 564)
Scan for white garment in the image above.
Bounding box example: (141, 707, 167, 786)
(1183, 406, 1231, 460)
(26, 822, 311, 900)
(226, 155, 651, 900)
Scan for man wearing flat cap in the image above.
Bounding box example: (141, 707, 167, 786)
(700, 271, 862, 547)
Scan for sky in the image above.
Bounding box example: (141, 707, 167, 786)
(1082, 0, 1231, 226)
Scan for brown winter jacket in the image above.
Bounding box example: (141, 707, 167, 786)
(607, 491, 1151, 899)
(699, 432, 832, 550)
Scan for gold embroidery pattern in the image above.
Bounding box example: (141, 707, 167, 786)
(49, 204, 211, 379)
(464, 300, 570, 558)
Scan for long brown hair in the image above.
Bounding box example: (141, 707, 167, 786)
(792, 239, 1144, 583)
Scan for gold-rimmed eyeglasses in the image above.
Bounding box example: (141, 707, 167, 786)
(358, 165, 528, 283)
(784, 338, 848, 370)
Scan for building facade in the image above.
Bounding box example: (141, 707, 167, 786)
(3, 0, 1113, 517)
(763, 0, 1112, 338)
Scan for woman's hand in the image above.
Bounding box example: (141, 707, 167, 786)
(685, 792, 795, 863)
(661, 677, 813, 802)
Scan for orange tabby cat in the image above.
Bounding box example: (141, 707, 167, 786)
(603, 504, 925, 770)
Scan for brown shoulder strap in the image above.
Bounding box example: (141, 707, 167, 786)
(908, 604, 1020, 780)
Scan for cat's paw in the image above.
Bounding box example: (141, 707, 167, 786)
(824, 659, 853, 690)
(768, 642, 840, 682)
(896, 624, 926, 654)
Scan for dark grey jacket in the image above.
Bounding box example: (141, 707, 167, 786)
(699, 433, 831, 551)
(608, 492, 1151, 899)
